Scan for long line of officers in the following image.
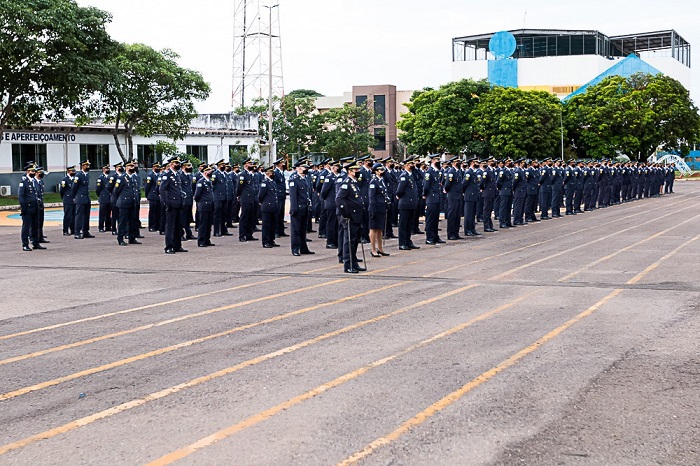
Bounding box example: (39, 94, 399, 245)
(18, 154, 676, 274)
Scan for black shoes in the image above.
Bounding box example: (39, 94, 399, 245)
(370, 252, 381, 258)
(83, 233, 96, 238)
(409, 244, 420, 249)
(128, 239, 141, 244)
(119, 241, 128, 246)
(399, 246, 411, 250)
(176, 247, 188, 253)
(292, 251, 301, 256)
(326, 244, 338, 249)
(301, 250, 315, 255)
(263, 244, 274, 248)
(74, 234, 83, 239)
(378, 251, 390, 256)
(164, 248, 176, 254)
(484, 228, 497, 232)
(22, 246, 32, 251)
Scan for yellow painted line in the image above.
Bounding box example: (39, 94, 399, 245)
(0, 277, 289, 341)
(146, 289, 538, 466)
(337, 289, 623, 465)
(338, 227, 699, 465)
(0, 279, 347, 401)
(626, 233, 700, 285)
(0, 283, 480, 456)
(558, 213, 700, 282)
(489, 205, 695, 281)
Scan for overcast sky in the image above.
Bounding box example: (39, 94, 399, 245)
(77, 0, 698, 112)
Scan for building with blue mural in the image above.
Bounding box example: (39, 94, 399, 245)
(452, 29, 691, 99)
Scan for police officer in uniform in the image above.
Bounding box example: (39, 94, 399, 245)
(211, 159, 230, 237)
(480, 157, 498, 232)
(320, 160, 340, 249)
(159, 158, 187, 254)
(113, 161, 139, 246)
(288, 162, 315, 256)
(35, 166, 49, 243)
(60, 165, 76, 235)
(462, 157, 482, 236)
(444, 156, 464, 240)
(497, 158, 514, 228)
(180, 160, 196, 240)
(236, 158, 257, 242)
(145, 162, 161, 232)
(96, 164, 112, 232)
(422, 154, 443, 244)
(396, 157, 420, 250)
(258, 165, 280, 248)
(512, 159, 527, 225)
(19, 163, 45, 251)
(194, 164, 215, 247)
(273, 158, 288, 238)
(336, 161, 365, 273)
(564, 159, 577, 215)
(368, 162, 390, 257)
(107, 163, 123, 235)
(72, 160, 94, 239)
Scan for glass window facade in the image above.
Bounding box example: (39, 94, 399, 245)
(355, 95, 367, 107)
(373, 95, 386, 125)
(373, 128, 386, 151)
(80, 144, 110, 168)
(137, 145, 160, 168)
(12, 144, 47, 172)
(186, 145, 208, 161)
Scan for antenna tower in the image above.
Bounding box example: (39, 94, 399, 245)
(232, 0, 284, 109)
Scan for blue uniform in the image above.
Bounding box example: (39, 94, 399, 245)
(336, 175, 364, 271)
(19, 175, 40, 248)
(289, 174, 312, 255)
(194, 176, 214, 247)
(159, 168, 184, 252)
(396, 169, 419, 248)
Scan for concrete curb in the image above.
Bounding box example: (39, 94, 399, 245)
(0, 199, 149, 212)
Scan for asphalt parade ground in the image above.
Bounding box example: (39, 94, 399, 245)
(0, 182, 699, 465)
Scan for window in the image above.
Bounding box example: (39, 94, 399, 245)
(186, 145, 208, 161)
(373, 95, 386, 125)
(373, 128, 386, 151)
(229, 145, 248, 164)
(80, 144, 109, 168)
(355, 95, 367, 107)
(136, 145, 160, 168)
(12, 144, 47, 172)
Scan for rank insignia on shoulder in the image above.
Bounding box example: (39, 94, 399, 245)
(196, 183, 202, 187)
(369, 184, 375, 189)
(146, 179, 151, 183)
(61, 181, 66, 186)
(290, 182, 295, 187)
(449, 174, 453, 179)
(341, 184, 348, 189)
(261, 183, 266, 187)
(162, 176, 167, 180)
(499, 173, 503, 177)
(19, 182, 24, 187)
(466, 174, 470, 179)
(400, 177, 406, 181)
(424, 173, 430, 180)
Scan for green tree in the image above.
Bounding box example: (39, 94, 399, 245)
(287, 89, 323, 99)
(92, 43, 210, 163)
(318, 103, 376, 159)
(397, 79, 491, 155)
(565, 73, 700, 159)
(471, 87, 563, 159)
(0, 0, 115, 139)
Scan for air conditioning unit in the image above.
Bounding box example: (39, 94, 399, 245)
(0, 186, 11, 197)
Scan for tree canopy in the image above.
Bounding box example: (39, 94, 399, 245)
(471, 87, 563, 159)
(565, 73, 700, 159)
(0, 0, 115, 137)
(93, 43, 210, 162)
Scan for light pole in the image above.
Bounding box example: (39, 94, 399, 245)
(264, 4, 279, 165)
(559, 107, 565, 161)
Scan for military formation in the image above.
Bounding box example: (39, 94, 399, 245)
(17, 155, 676, 273)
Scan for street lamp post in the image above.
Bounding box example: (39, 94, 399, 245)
(560, 107, 565, 161)
(264, 4, 279, 165)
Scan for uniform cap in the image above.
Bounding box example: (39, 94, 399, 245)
(372, 162, 385, 171)
(151, 162, 160, 168)
(344, 161, 361, 170)
(80, 159, 91, 166)
(274, 157, 286, 164)
(66, 165, 76, 171)
(198, 162, 207, 168)
(24, 162, 37, 171)
(113, 162, 122, 169)
(216, 159, 226, 165)
(102, 164, 111, 170)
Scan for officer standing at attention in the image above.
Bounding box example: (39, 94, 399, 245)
(19, 163, 45, 251)
(461, 157, 482, 236)
(258, 165, 280, 248)
(423, 154, 443, 244)
(145, 162, 161, 232)
(496, 158, 514, 229)
(211, 160, 229, 237)
(107, 163, 123, 235)
(60, 165, 76, 236)
(444, 156, 464, 240)
(512, 159, 527, 225)
(159, 158, 187, 254)
(96, 164, 112, 232)
(564, 159, 577, 215)
(550, 159, 564, 218)
(179, 160, 196, 241)
(538, 158, 552, 220)
(336, 161, 366, 273)
(320, 160, 340, 249)
(396, 157, 420, 250)
(573, 160, 585, 212)
(71, 160, 94, 239)
(524, 159, 540, 223)
(193, 164, 215, 247)
(273, 158, 288, 238)
(480, 157, 497, 232)
(236, 158, 257, 242)
(113, 161, 138, 246)
(288, 162, 315, 256)
(35, 166, 49, 243)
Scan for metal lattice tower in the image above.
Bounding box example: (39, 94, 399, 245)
(232, 0, 284, 109)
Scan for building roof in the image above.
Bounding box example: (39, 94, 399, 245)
(563, 54, 663, 102)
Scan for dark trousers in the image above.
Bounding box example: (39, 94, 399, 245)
(574, 188, 584, 211)
(398, 208, 415, 247)
(493, 196, 501, 220)
(165, 206, 183, 251)
(290, 212, 311, 253)
(498, 195, 513, 226)
(261, 210, 276, 246)
(464, 200, 476, 233)
(340, 218, 360, 267)
(181, 205, 193, 237)
(197, 209, 213, 246)
(224, 199, 233, 227)
(482, 197, 495, 230)
(425, 203, 440, 242)
(38, 207, 45, 238)
(384, 203, 396, 237)
(74, 203, 90, 235)
(413, 198, 424, 233)
(21, 211, 39, 247)
(446, 198, 461, 237)
(476, 195, 484, 221)
(551, 191, 562, 216)
(111, 204, 119, 232)
(539, 191, 551, 218)
(213, 200, 225, 236)
(361, 207, 370, 241)
(148, 200, 160, 231)
(326, 208, 338, 247)
(318, 207, 327, 236)
(512, 196, 525, 224)
(117, 206, 133, 243)
(525, 194, 537, 221)
(275, 198, 285, 234)
(239, 202, 254, 240)
(129, 202, 140, 239)
(99, 202, 112, 231)
(63, 204, 75, 234)
(565, 187, 575, 213)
